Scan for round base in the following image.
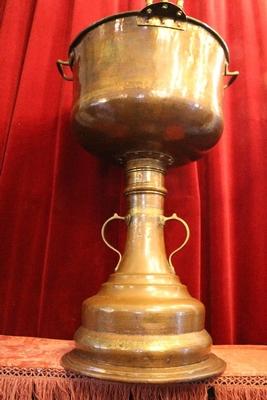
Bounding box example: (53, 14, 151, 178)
(61, 350, 226, 383)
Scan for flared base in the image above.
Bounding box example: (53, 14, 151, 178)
(61, 350, 225, 383)
(61, 158, 226, 383)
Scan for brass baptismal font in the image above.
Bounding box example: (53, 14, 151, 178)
(57, 0, 238, 383)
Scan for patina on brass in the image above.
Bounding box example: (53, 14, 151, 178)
(57, 0, 238, 383)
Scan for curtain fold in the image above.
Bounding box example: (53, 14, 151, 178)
(0, 0, 266, 344)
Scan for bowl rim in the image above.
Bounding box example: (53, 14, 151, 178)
(68, 10, 230, 62)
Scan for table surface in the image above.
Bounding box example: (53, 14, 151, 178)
(0, 336, 266, 377)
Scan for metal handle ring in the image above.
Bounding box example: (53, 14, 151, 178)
(162, 213, 190, 271)
(101, 213, 126, 271)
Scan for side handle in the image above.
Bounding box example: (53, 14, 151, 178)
(101, 213, 127, 271)
(161, 213, 190, 272)
(224, 63, 239, 89)
(56, 53, 74, 81)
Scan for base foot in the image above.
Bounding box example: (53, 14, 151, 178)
(61, 350, 226, 383)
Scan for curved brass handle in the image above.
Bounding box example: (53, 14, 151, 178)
(56, 54, 74, 81)
(162, 213, 190, 271)
(101, 213, 126, 271)
(224, 63, 239, 89)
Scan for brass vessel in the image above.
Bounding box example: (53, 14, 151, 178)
(57, 0, 238, 383)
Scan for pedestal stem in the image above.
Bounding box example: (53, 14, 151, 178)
(61, 156, 225, 383)
(117, 157, 174, 275)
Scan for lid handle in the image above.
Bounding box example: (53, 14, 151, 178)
(146, 0, 184, 8)
(139, 0, 187, 30)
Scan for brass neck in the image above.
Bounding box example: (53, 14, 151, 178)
(125, 158, 167, 214)
(125, 158, 167, 195)
(116, 158, 173, 275)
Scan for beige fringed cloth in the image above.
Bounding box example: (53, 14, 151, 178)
(0, 336, 266, 400)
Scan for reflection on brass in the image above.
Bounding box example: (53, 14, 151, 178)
(57, 0, 238, 383)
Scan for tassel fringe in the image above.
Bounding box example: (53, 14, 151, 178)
(0, 377, 208, 400)
(0, 376, 266, 400)
(214, 384, 267, 400)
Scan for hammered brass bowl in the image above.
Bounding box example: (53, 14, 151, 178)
(58, 0, 238, 165)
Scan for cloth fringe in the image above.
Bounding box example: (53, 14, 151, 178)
(131, 383, 208, 400)
(0, 376, 266, 400)
(0, 377, 208, 400)
(214, 384, 267, 400)
(0, 377, 32, 400)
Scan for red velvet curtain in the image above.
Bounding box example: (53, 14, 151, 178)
(0, 0, 266, 345)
